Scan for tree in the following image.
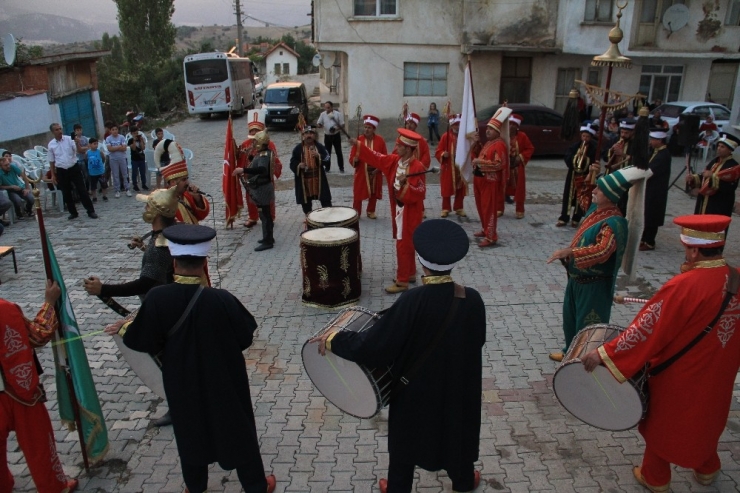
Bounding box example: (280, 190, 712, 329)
(114, 0, 176, 67)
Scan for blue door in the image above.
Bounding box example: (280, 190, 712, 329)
(59, 91, 96, 137)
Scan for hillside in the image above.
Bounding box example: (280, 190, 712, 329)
(0, 12, 118, 45)
(174, 24, 312, 53)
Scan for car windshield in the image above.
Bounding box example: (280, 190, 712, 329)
(264, 87, 302, 104)
(655, 104, 686, 118)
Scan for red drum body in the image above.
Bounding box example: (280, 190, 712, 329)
(300, 227, 361, 308)
(553, 323, 648, 431)
(302, 307, 392, 418)
(307, 207, 362, 272)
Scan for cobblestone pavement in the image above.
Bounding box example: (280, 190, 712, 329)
(2, 115, 739, 493)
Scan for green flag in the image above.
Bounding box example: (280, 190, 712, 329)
(48, 237, 109, 464)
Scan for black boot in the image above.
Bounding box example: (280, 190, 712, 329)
(153, 411, 172, 427)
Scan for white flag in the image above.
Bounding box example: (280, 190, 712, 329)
(456, 62, 477, 182)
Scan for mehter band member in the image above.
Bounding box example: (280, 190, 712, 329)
(687, 135, 740, 218)
(290, 126, 332, 216)
(435, 114, 468, 218)
(349, 114, 386, 219)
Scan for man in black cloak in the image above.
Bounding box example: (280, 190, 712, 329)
(118, 224, 276, 493)
(312, 219, 486, 493)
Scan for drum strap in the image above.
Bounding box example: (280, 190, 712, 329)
(650, 264, 739, 378)
(167, 285, 205, 338)
(392, 284, 466, 396)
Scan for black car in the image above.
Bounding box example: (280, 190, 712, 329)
(262, 82, 309, 129)
(476, 104, 579, 156)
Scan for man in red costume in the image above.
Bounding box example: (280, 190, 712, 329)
(435, 114, 467, 218)
(583, 214, 740, 492)
(238, 110, 282, 228)
(0, 280, 78, 493)
(349, 115, 386, 219)
(502, 114, 534, 219)
(471, 107, 511, 247)
(352, 128, 426, 293)
(161, 159, 210, 225)
(399, 113, 431, 169)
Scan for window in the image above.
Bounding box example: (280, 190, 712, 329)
(500, 57, 532, 104)
(727, 0, 740, 25)
(403, 63, 448, 97)
(283, 63, 290, 75)
(639, 65, 683, 103)
(713, 106, 731, 120)
(554, 68, 581, 114)
(185, 59, 228, 84)
(354, 0, 397, 16)
(585, 0, 614, 22)
(274, 63, 281, 76)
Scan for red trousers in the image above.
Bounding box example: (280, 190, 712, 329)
(441, 189, 465, 212)
(395, 236, 416, 284)
(352, 197, 378, 215)
(0, 394, 68, 493)
(641, 443, 720, 487)
(501, 165, 526, 214)
(245, 195, 276, 222)
(473, 175, 499, 242)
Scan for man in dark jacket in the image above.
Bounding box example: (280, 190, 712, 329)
(118, 224, 276, 493)
(640, 129, 672, 250)
(290, 126, 332, 216)
(311, 219, 485, 493)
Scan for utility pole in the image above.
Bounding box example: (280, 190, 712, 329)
(234, 0, 244, 56)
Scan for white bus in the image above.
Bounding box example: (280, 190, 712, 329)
(183, 52, 258, 118)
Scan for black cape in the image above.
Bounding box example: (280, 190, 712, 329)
(331, 282, 486, 471)
(645, 146, 672, 228)
(694, 157, 739, 217)
(123, 283, 262, 467)
(289, 142, 332, 204)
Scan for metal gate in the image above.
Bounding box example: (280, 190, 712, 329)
(59, 91, 96, 137)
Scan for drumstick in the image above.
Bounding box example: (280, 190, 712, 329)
(407, 167, 439, 177)
(590, 371, 618, 410)
(613, 295, 648, 304)
(323, 352, 358, 400)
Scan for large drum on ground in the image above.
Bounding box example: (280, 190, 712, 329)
(307, 206, 362, 272)
(300, 227, 361, 308)
(302, 307, 392, 418)
(553, 323, 648, 431)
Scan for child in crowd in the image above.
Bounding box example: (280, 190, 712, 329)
(427, 102, 440, 145)
(87, 138, 108, 202)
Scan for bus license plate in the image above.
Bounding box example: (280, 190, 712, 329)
(273, 118, 286, 123)
(205, 99, 218, 105)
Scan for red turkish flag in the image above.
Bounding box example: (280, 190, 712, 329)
(222, 116, 243, 228)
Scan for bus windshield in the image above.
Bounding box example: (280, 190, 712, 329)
(264, 87, 302, 104)
(185, 59, 228, 85)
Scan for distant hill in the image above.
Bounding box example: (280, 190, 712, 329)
(0, 12, 119, 45)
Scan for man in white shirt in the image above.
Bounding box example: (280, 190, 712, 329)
(47, 122, 98, 220)
(316, 101, 345, 173)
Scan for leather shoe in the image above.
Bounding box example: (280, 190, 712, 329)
(549, 352, 564, 362)
(639, 242, 655, 251)
(440, 210, 449, 218)
(633, 466, 670, 492)
(68, 214, 79, 220)
(693, 469, 719, 486)
(571, 220, 580, 228)
(244, 219, 258, 228)
(379, 478, 388, 493)
(478, 239, 496, 248)
(516, 212, 524, 219)
(473, 230, 486, 238)
(556, 220, 567, 227)
(66, 478, 79, 492)
(266, 474, 277, 493)
(367, 212, 377, 219)
(455, 209, 467, 217)
(474, 470, 481, 489)
(385, 282, 408, 294)
(393, 277, 416, 284)
(87, 212, 99, 219)
(153, 411, 172, 427)
(497, 211, 503, 217)
(255, 242, 274, 252)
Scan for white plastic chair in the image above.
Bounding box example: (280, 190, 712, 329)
(0, 190, 15, 224)
(150, 129, 175, 141)
(697, 130, 720, 163)
(23, 149, 40, 160)
(40, 179, 64, 212)
(145, 149, 159, 185)
(34, 145, 48, 156)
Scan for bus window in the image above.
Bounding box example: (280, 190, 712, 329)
(185, 59, 228, 84)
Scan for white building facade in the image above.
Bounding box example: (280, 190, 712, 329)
(264, 42, 300, 86)
(313, 0, 740, 128)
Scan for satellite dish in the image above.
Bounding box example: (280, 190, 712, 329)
(3, 33, 17, 66)
(662, 4, 689, 35)
(312, 53, 321, 68)
(321, 52, 335, 70)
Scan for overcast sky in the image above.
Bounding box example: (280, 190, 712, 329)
(5, 0, 312, 28)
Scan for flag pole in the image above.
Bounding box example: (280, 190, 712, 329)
(31, 187, 91, 472)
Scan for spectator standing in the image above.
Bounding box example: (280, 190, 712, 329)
(72, 123, 90, 188)
(0, 151, 35, 219)
(47, 123, 98, 219)
(128, 126, 148, 191)
(316, 101, 345, 173)
(427, 102, 440, 145)
(105, 124, 131, 198)
(87, 138, 108, 202)
(152, 128, 170, 189)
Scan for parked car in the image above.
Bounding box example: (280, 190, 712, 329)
(262, 82, 309, 129)
(254, 77, 264, 97)
(476, 104, 579, 156)
(652, 102, 732, 154)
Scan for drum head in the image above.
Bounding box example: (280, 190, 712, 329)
(553, 362, 643, 431)
(308, 207, 358, 226)
(302, 340, 380, 418)
(301, 227, 357, 244)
